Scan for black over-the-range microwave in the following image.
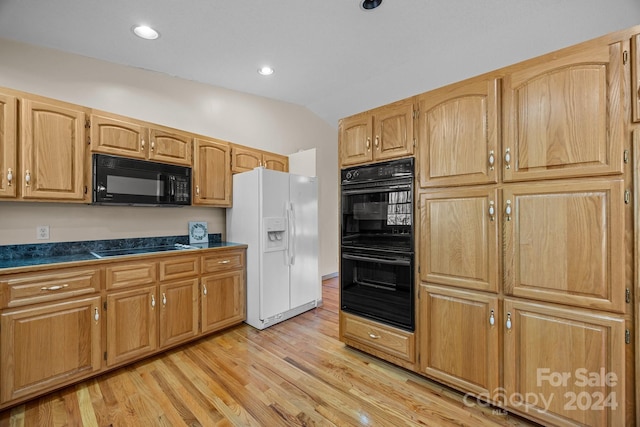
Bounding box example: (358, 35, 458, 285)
(92, 154, 192, 206)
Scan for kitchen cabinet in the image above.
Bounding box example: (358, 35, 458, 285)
(417, 78, 499, 187)
(231, 145, 288, 173)
(502, 41, 625, 182)
(339, 98, 414, 167)
(193, 137, 232, 206)
(20, 97, 88, 201)
(503, 298, 625, 427)
(419, 284, 499, 397)
(503, 179, 625, 313)
(0, 295, 102, 404)
(0, 92, 17, 198)
(159, 278, 199, 348)
(632, 33, 640, 123)
(419, 187, 499, 293)
(90, 112, 192, 166)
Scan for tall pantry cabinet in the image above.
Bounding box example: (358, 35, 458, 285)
(415, 32, 633, 426)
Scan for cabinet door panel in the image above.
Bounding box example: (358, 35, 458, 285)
(263, 153, 288, 172)
(503, 299, 625, 427)
(0, 296, 101, 403)
(90, 114, 146, 159)
(339, 114, 373, 167)
(21, 99, 86, 200)
(503, 180, 625, 312)
(0, 93, 17, 198)
(201, 270, 245, 333)
(106, 286, 157, 366)
(149, 128, 192, 166)
(503, 42, 624, 181)
(418, 78, 499, 187)
(232, 146, 262, 173)
(159, 279, 199, 348)
(193, 138, 231, 206)
(420, 285, 498, 397)
(419, 187, 499, 292)
(374, 101, 414, 161)
(632, 33, 639, 123)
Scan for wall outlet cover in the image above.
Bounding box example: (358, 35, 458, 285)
(189, 221, 208, 244)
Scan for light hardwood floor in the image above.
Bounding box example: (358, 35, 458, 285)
(0, 278, 539, 426)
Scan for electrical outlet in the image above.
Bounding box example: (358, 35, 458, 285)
(37, 225, 50, 240)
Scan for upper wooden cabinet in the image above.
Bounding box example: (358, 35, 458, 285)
(193, 138, 232, 206)
(632, 33, 640, 123)
(0, 92, 17, 198)
(417, 78, 500, 187)
(231, 145, 288, 174)
(339, 99, 414, 167)
(90, 112, 192, 167)
(502, 41, 625, 181)
(20, 97, 89, 202)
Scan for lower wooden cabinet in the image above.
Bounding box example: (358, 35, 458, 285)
(159, 278, 199, 348)
(0, 295, 102, 404)
(201, 269, 246, 333)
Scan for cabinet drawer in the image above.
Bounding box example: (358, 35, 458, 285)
(340, 312, 415, 363)
(158, 255, 199, 282)
(105, 261, 157, 290)
(201, 249, 245, 274)
(0, 268, 100, 308)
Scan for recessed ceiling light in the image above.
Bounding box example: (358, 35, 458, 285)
(361, 0, 383, 10)
(258, 66, 275, 76)
(133, 25, 159, 40)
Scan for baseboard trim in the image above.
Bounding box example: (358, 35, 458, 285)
(322, 272, 338, 280)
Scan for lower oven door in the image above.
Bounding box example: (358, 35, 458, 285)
(340, 248, 414, 331)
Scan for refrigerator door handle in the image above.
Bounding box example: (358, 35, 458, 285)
(290, 202, 296, 265)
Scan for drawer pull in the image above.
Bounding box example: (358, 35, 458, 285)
(368, 332, 381, 339)
(41, 284, 69, 291)
(218, 260, 231, 264)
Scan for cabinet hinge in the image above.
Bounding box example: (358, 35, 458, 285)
(625, 329, 631, 344)
(103, 301, 107, 310)
(413, 110, 419, 119)
(87, 136, 91, 146)
(624, 149, 629, 164)
(623, 50, 629, 65)
(413, 138, 416, 148)
(85, 119, 91, 129)
(624, 190, 631, 204)
(626, 288, 631, 304)
(103, 351, 107, 361)
(84, 185, 88, 195)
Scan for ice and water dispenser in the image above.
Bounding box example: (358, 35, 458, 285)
(264, 217, 287, 252)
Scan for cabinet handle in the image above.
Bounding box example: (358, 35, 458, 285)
(141, 139, 145, 151)
(151, 294, 156, 308)
(368, 332, 381, 339)
(6, 168, 12, 186)
(366, 137, 371, 150)
(41, 284, 69, 291)
(375, 136, 380, 149)
(150, 140, 155, 152)
(203, 284, 208, 296)
(488, 201, 495, 222)
(505, 200, 512, 221)
(24, 170, 31, 187)
(196, 185, 200, 196)
(94, 307, 100, 322)
(488, 150, 495, 170)
(506, 312, 512, 330)
(162, 293, 167, 306)
(504, 148, 511, 169)
(218, 260, 231, 264)
(489, 309, 495, 326)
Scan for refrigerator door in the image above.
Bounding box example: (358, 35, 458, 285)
(260, 169, 291, 320)
(289, 175, 319, 308)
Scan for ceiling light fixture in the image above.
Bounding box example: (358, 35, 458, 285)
(258, 66, 275, 76)
(132, 25, 159, 40)
(361, 0, 382, 10)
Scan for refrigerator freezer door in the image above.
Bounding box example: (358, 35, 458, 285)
(289, 175, 319, 308)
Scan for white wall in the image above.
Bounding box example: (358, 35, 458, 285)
(0, 38, 339, 277)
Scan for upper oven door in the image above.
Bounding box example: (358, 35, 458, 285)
(341, 177, 413, 251)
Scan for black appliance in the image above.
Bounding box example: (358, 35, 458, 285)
(340, 158, 414, 331)
(92, 154, 191, 206)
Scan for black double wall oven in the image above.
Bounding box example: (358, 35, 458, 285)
(340, 158, 414, 331)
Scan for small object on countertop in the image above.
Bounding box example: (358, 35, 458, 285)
(189, 221, 208, 245)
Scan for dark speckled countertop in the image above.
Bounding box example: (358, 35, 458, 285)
(0, 234, 245, 270)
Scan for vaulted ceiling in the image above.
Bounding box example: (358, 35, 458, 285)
(0, 0, 638, 127)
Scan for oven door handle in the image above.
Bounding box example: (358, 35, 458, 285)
(341, 185, 411, 196)
(342, 253, 411, 266)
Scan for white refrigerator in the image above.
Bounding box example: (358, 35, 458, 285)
(226, 167, 319, 330)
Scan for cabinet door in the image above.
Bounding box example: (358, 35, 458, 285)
(263, 152, 289, 172)
(503, 41, 625, 181)
(90, 113, 147, 160)
(21, 98, 87, 201)
(503, 298, 625, 427)
(632, 33, 639, 123)
(419, 187, 499, 292)
(106, 285, 157, 367)
(418, 78, 499, 187)
(339, 113, 373, 167)
(372, 100, 414, 162)
(0, 92, 17, 198)
(0, 295, 102, 404)
(503, 179, 625, 312)
(201, 270, 245, 333)
(159, 279, 199, 348)
(148, 128, 192, 166)
(193, 138, 232, 206)
(419, 285, 499, 397)
(232, 145, 262, 173)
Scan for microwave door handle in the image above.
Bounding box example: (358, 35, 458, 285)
(168, 176, 176, 202)
(342, 253, 411, 266)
